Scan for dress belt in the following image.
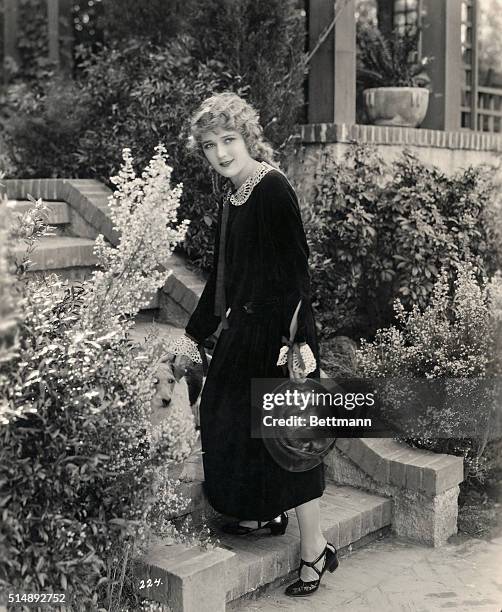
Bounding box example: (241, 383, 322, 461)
(236, 297, 281, 315)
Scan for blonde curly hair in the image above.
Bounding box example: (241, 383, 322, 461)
(188, 92, 276, 164)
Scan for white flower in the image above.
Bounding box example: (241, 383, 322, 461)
(82, 144, 189, 331)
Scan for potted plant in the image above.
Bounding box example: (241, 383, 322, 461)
(357, 24, 433, 127)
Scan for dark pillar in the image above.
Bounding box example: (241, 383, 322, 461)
(377, 0, 394, 36)
(307, 0, 356, 124)
(3, 0, 20, 85)
(58, 0, 74, 75)
(47, 0, 60, 66)
(421, 0, 462, 131)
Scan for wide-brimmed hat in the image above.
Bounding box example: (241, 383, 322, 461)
(261, 377, 342, 472)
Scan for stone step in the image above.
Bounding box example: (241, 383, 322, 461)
(12, 235, 98, 271)
(7, 200, 70, 225)
(225, 484, 391, 603)
(164, 451, 209, 524)
(134, 483, 392, 612)
(13, 238, 159, 310)
(27, 266, 97, 283)
(145, 292, 160, 310)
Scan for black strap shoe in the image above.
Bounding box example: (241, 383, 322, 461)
(285, 542, 338, 597)
(221, 512, 288, 536)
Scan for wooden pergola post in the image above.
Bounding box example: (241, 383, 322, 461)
(47, 0, 60, 66)
(307, 0, 356, 124)
(58, 0, 74, 75)
(421, 0, 463, 131)
(47, 0, 74, 74)
(3, 0, 20, 85)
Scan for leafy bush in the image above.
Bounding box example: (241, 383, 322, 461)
(5, 78, 92, 178)
(305, 145, 381, 337)
(306, 145, 499, 339)
(356, 263, 502, 483)
(102, 0, 191, 45)
(13, 0, 51, 82)
(0, 148, 197, 610)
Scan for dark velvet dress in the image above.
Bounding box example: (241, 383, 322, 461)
(185, 167, 325, 520)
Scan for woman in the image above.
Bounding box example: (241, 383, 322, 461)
(172, 92, 338, 596)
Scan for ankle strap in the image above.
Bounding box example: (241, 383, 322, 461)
(299, 545, 328, 578)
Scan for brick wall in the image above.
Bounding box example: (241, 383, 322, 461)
(287, 124, 502, 205)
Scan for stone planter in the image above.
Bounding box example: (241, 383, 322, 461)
(363, 86, 430, 128)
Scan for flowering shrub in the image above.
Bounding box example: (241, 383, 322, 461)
(0, 185, 51, 369)
(0, 148, 197, 610)
(82, 145, 189, 332)
(357, 264, 499, 377)
(356, 263, 502, 482)
(0, 192, 19, 367)
(306, 145, 499, 339)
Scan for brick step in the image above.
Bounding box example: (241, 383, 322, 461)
(7, 200, 70, 225)
(12, 235, 98, 271)
(27, 266, 97, 283)
(225, 484, 391, 604)
(54, 275, 159, 309)
(134, 483, 392, 611)
(166, 451, 212, 525)
(163, 450, 211, 524)
(13, 237, 159, 310)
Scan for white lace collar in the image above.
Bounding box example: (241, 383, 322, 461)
(227, 161, 276, 206)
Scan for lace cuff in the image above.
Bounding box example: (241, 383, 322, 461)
(277, 343, 317, 375)
(169, 334, 202, 363)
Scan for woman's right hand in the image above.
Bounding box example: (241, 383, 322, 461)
(169, 333, 203, 365)
(173, 353, 194, 378)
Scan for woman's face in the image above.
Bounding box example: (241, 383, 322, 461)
(201, 127, 255, 184)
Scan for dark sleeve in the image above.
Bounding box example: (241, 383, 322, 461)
(185, 206, 221, 345)
(262, 172, 311, 344)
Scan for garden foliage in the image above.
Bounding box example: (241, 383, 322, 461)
(306, 145, 500, 339)
(0, 149, 196, 610)
(5, 39, 238, 270)
(186, 0, 306, 151)
(356, 263, 502, 483)
(4, 0, 306, 271)
(101, 0, 190, 45)
(9, 0, 50, 82)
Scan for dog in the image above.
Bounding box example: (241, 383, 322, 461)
(152, 351, 211, 429)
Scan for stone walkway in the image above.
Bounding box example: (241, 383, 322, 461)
(234, 529, 502, 612)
